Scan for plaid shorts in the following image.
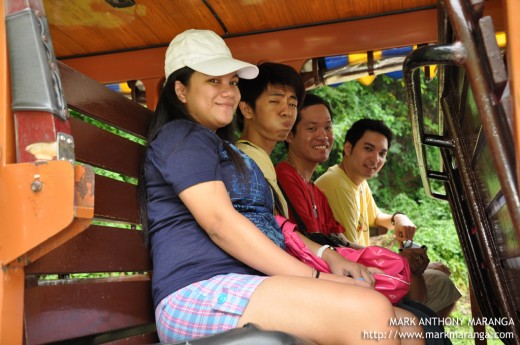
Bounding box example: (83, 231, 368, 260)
(155, 273, 267, 342)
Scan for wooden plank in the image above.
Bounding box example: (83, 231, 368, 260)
(25, 226, 150, 274)
(58, 62, 152, 139)
(70, 117, 144, 178)
(94, 175, 139, 223)
(47, 0, 221, 58)
(24, 277, 154, 344)
(47, 0, 438, 57)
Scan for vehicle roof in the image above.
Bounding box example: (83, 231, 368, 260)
(43, 0, 503, 83)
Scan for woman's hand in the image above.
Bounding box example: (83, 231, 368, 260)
(367, 267, 385, 275)
(322, 249, 376, 287)
(318, 272, 372, 288)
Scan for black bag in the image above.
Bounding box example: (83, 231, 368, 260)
(278, 182, 350, 248)
(306, 232, 349, 247)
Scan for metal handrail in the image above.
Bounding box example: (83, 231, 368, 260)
(403, 43, 461, 200)
(404, 0, 520, 341)
(440, 0, 520, 246)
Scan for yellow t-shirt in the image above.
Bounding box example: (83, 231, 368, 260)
(315, 165, 380, 246)
(236, 140, 289, 217)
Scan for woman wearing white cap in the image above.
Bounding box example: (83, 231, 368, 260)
(138, 29, 407, 345)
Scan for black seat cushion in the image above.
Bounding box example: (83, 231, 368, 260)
(166, 323, 317, 345)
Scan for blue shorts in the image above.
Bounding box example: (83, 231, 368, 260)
(155, 273, 267, 342)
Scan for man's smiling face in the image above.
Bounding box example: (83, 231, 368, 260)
(343, 130, 388, 184)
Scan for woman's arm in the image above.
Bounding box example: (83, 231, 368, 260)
(180, 180, 368, 288)
(294, 232, 376, 285)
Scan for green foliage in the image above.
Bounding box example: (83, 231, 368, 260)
(39, 272, 145, 281)
(377, 190, 467, 289)
(69, 109, 140, 185)
(69, 109, 146, 145)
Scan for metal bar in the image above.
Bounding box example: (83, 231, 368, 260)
(426, 170, 449, 181)
(403, 43, 464, 199)
(442, 93, 519, 341)
(505, 0, 520, 189)
(424, 134, 454, 148)
(441, 138, 507, 330)
(444, 0, 520, 260)
(403, 65, 433, 197)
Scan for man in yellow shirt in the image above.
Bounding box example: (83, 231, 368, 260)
(316, 119, 461, 317)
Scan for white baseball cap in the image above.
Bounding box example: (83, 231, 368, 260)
(164, 29, 259, 80)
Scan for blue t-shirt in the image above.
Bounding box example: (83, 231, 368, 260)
(144, 119, 284, 308)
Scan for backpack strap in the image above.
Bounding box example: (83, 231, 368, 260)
(277, 181, 309, 235)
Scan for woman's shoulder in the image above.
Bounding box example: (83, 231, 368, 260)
(160, 119, 210, 135)
(155, 120, 219, 144)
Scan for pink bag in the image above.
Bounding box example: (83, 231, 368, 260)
(277, 215, 411, 304)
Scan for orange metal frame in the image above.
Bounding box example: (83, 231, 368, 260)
(0, 2, 95, 344)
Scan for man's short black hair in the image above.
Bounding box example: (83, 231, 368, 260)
(291, 92, 333, 134)
(344, 119, 393, 148)
(236, 62, 305, 131)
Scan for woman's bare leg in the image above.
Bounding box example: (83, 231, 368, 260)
(239, 276, 400, 345)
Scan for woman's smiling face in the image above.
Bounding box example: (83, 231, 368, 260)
(175, 71, 240, 131)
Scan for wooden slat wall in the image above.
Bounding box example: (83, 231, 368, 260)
(24, 63, 155, 344)
(25, 226, 151, 274)
(94, 175, 140, 223)
(70, 117, 145, 178)
(24, 278, 154, 344)
(58, 62, 151, 139)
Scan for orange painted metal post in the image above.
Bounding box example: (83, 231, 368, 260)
(0, 1, 24, 343)
(0, 264, 24, 345)
(141, 77, 163, 111)
(0, 162, 94, 263)
(1, 1, 95, 344)
(505, 0, 520, 190)
(0, 161, 95, 345)
(0, 1, 14, 168)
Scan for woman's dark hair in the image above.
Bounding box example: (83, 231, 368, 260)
(343, 119, 393, 148)
(137, 67, 247, 245)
